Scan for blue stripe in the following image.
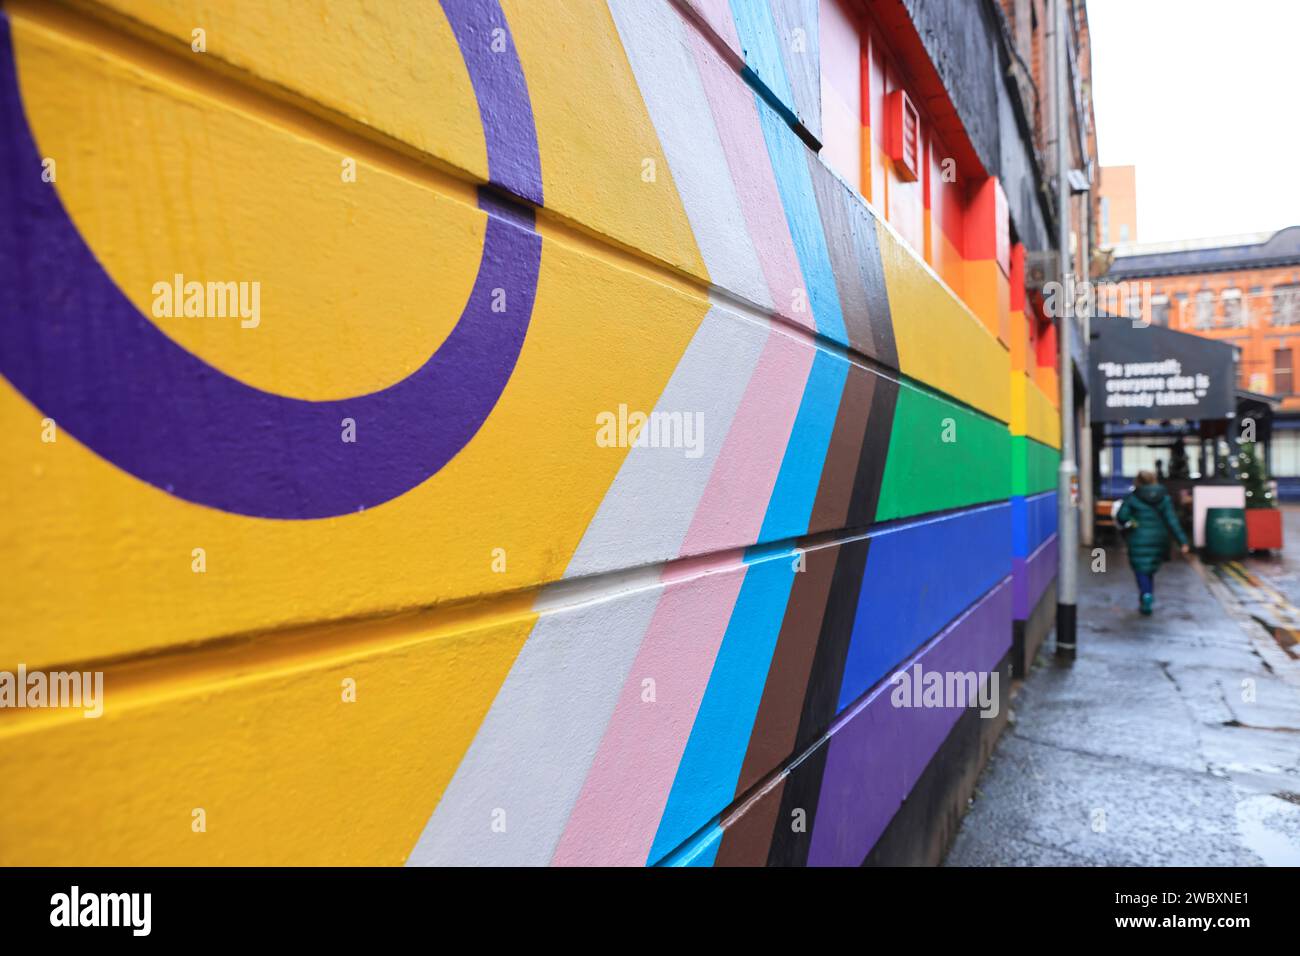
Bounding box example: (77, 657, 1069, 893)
(728, 0, 799, 124)
(750, 102, 848, 344)
(837, 503, 1013, 711)
(656, 821, 724, 867)
(1011, 490, 1058, 558)
(726, 1, 846, 345)
(757, 348, 848, 542)
(647, 548, 799, 864)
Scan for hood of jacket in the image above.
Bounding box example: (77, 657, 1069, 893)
(1134, 483, 1169, 506)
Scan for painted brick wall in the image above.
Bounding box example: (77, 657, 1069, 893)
(0, 0, 1057, 864)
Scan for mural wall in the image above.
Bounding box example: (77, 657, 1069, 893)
(0, 0, 1060, 864)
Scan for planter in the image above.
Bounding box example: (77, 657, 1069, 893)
(1205, 508, 1248, 561)
(1246, 508, 1284, 551)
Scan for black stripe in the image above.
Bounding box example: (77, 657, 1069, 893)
(846, 374, 899, 528)
(765, 740, 830, 867)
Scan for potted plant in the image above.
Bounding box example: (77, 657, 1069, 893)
(1239, 441, 1283, 550)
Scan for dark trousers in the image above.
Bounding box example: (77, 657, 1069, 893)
(1135, 570, 1154, 596)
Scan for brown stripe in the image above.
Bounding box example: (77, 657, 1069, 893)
(791, 536, 871, 750)
(808, 364, 876, 533)
(806, 151, 878, 361)
(730, 542, 837, 799)
(718, 535, 871, 866)
(714, 777, 787, 867)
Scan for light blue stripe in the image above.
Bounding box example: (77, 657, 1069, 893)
(751, 102, 847, 343)
(730, 1, 846, 344)
(728, 0, 798, 116)
(757, 348, 848, 541)
(646, 548, 799, 864)
(645, 349, 845, 864)
(643, 5, 850, 860)
(656, 821, 724, 867)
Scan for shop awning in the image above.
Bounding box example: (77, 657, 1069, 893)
(1089, 316, 1239, 423)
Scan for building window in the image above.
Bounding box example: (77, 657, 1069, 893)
(1221, 288, 1244, 328)
(1273, 431, 1300, 477)
(1151, 294, 1169, 327)
(818, 0, 862, 194)
(1119, 223, 1129, 243)
(1100, 196, 1110, 243)
(1194, 290, 1215, 330)
(1276, 283, 1300, 327)
(1275, 348, 1293, 396)
(1248, 286, 1265, 326)
(1109, 436, 1203, 480)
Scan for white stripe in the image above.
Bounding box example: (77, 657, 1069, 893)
(609, 0, 772, 311)
(564, 303, 766, 577)
(406, 305, 763, 865)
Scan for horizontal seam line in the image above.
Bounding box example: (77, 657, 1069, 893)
(19, 0, 1011, 414)
(1, 504, 1017, 726)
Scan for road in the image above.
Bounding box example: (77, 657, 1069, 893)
(946, 515, 1300, 866)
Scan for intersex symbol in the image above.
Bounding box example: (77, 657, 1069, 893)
(0, 0, 542, 518)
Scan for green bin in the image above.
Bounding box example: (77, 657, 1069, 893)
(1204, 507, 1247, 561)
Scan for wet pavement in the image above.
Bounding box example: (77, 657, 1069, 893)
(1237, 506, 1300, 619)
(945, 512, 1300, 866)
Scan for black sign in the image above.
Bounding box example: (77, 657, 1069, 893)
(1089, 317, 1238, 423)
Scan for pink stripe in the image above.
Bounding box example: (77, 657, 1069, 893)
(680, 327, 813, 553)
(687, 28, 811, 331)
(547, 4, 818, 867)
(549, 324, 812, 866)
(550, 558, 748, 866)
(684, 10, 812, 551)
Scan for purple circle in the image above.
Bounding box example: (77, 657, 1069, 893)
(0, 0, 543, 518)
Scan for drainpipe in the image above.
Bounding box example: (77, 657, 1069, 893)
(1055, 0, 1079, 661)
(1079, 173, 1094, 549)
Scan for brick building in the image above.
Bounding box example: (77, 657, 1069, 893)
(1104, 226, 1300, 491)
(1098, 164, 1137, 246)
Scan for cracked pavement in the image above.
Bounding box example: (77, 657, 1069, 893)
(945, 511, 1300, 866)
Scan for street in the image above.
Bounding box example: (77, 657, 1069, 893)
(947, 509, 1300, 865)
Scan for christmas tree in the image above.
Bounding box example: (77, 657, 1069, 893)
(1238, 441, 1275, 509)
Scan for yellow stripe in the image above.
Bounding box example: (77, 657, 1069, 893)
(2, 12, 708, 669)
(878, 219, 1010, 422)
(49, 0, 708, 283)
(1009, 372, 1061, 448)
(0, 604, 535, 864)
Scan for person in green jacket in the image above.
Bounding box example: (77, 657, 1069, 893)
(1117, 470, 1190, 615)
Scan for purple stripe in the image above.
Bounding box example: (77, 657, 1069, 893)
(1012, 534, 1058, 619)
(805, 580, 1012, 867)
(0, 4, 542, 518)
(441, 0, 543, 206)
(477, 186, 535, 229)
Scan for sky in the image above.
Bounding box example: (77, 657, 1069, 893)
(1087, 0, 1300, 243)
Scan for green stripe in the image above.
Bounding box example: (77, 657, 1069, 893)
(876, 381, 1011, 521)
(1012, 436, 1060, 496)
